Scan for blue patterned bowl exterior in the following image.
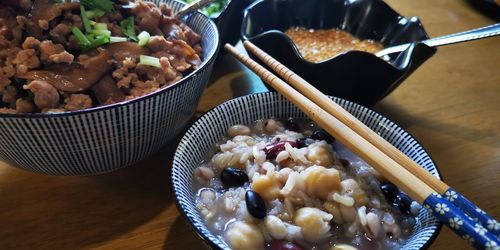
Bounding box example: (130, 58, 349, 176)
(0, 0, 219, 175)
(173, 92, 442, 249)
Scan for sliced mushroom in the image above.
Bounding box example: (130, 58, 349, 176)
(17, 49, 112, 92)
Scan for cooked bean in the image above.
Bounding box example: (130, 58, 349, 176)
(227, 125, 251, 138)
(245, 190, 266, 219)
(220, 167, 248, 188)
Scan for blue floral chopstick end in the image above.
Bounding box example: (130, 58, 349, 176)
(424, 193, 500, 249)
(445, 188, 500, 238)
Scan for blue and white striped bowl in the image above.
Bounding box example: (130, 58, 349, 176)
(172, 92, 442, 249)
(0, 0, 219, 175)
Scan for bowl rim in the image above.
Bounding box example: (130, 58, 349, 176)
(240, 0, 431, 65)
(171, 92, 443, 250)
(0, 2, 220, 119)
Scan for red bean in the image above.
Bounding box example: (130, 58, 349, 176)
(263, 141, 297, 159)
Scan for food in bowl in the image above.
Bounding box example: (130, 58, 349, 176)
(0, 0, 202, 114)
(284, 27, 384, 63)
(193, 118, 421, 250)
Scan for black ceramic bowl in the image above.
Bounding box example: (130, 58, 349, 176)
(211, 0, 255, 47)
(241, 0, 437, 106)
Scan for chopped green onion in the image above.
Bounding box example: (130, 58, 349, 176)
(80, 5, 92, 33)
(94, 23, 108, 31)
(120, 16, 138, 42)
(90, 29, 111, 37)
(86, 9, 105, 19)
(90, 35, 109, 47)
(139, 55, 161, 68)
(71, 26, 91, 47)
(110, 36, 128, 43)
(80, 0, 114, 13)
(138, 31, 150, 46)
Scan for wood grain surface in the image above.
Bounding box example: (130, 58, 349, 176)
(0, 0, 498, 249)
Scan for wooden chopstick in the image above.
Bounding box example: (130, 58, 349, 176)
(242, 41, 500, 238)
(224, 43, 500, 248)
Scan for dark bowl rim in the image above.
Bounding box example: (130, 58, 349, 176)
(171, 92, 443, 250)
(240, 0, 430, 66)
(0, 4, 220, 119)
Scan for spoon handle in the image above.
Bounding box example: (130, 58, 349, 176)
(376, 23, 500, 57)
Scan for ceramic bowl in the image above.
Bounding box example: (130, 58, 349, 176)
(172, 92, 442, 249)
(241, 0, 437, 106)
(211, 0, 255, 47)
(0, 0, 219, 175)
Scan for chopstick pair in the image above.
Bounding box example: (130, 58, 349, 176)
(224, 41, 500, 249)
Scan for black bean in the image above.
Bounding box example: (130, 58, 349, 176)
(245, 190, 266, 219)
(339, 158, 350, 167)
(309, 129, 335, 143)
(394, 192, 413, 215)
(295, 138, 307, 148)
(285, 117, 300, 131)
(380, 182, 399, 203)
(220, 167, 249, 188)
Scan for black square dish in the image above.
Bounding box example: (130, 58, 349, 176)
(241, 0, 437, 106)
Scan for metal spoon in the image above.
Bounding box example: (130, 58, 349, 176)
(376, 23, 500, 57)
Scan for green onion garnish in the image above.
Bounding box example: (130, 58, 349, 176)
(90, 29, 111, 37)
(138, 31, 150, 46)
(139, 55, 161, 68)
(80, 5, 92, 33)
(71, 26, 91, 47)
(94, 23, 108, 31)
(110, 36, 128, 43)
(80, 0, 114, 13)
(120, 16, 138, 42)
(89, 35, 110, 48)
(85, 9, 105, 19)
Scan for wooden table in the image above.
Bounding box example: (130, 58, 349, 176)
(0, 0, 498, 249)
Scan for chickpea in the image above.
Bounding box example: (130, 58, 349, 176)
(306, 144, 334, 166)
(340, 179, 369, 206)
(302, 165, 340, 200)
(264, 215, 287, 240)
(251, 174, 282, 201)
(228, 125, 251, 138)
(194, 166, 215, 185)
(264, 119, 281, 133)
(225, 221, 264, 250)
(294, 207, 333, 242)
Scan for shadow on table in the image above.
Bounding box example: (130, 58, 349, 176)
(0, 132, 185, 249)
(464, 0, 500, 22)
(163, 216, 209, 250)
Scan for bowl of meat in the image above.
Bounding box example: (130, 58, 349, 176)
(172, 92, 441, 249)
(0, 0, 219, 175)
(241, 0, 436, 106)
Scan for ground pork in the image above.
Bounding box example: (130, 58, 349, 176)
(49, 23, 71, 44)
(39, 40, 74, 64)
(23, 80, 60, 110)
(15, 98, 34, 113)
(22, 36, 40, 49)
(12, 48, 40, 73)
(2, 85, 17, 104)
(64, 94, 92, 111)
(132, 0, 162, 34)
